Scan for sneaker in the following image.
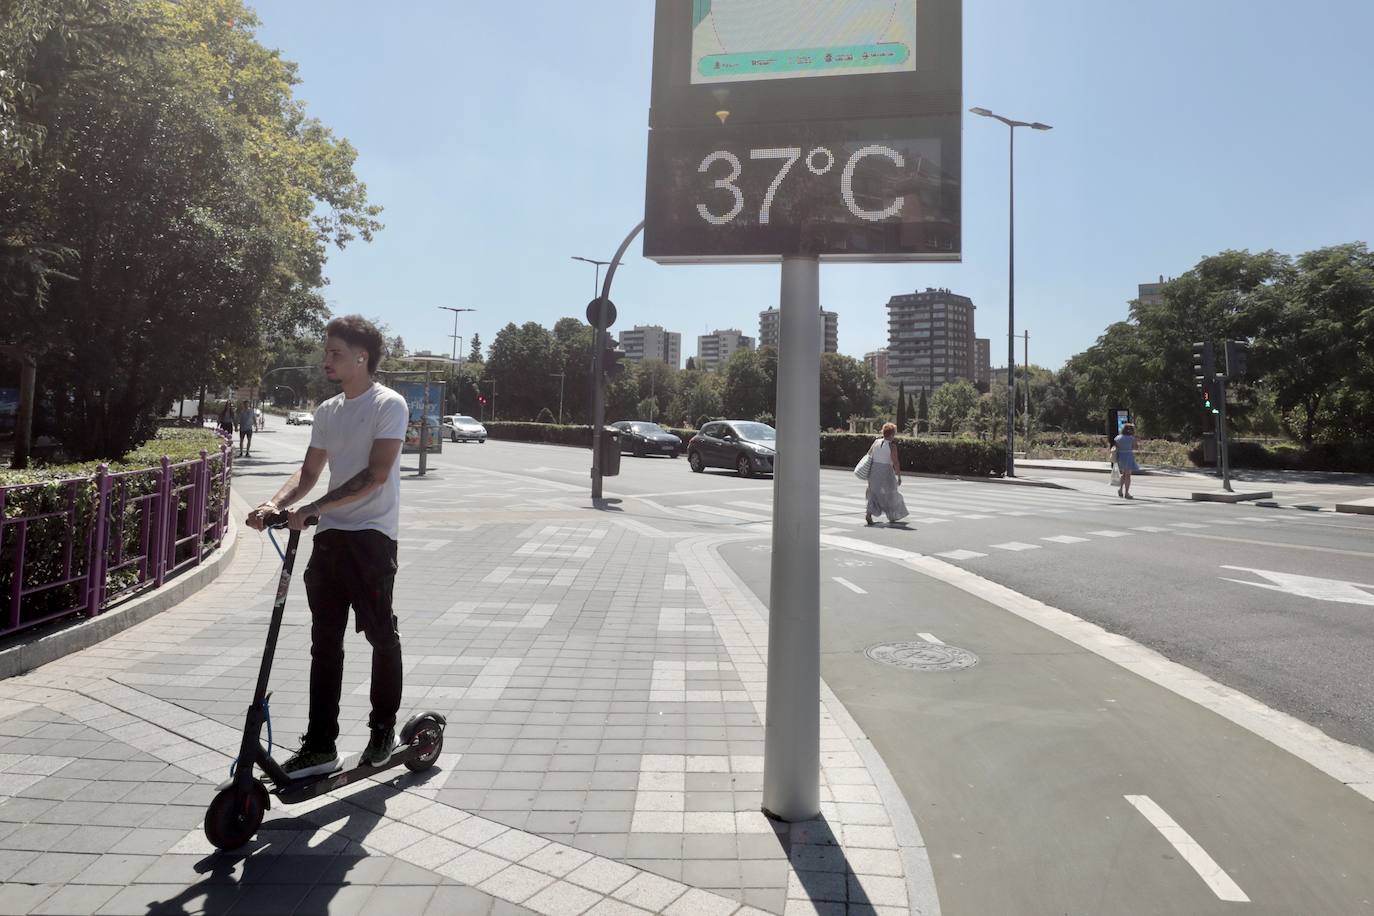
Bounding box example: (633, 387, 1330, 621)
(361, 725, 396, 767)
(282, 738, 340, 780)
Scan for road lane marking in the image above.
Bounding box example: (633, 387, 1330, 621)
(1088, 530, 1133, 538)
(1042, 535, 1089, 544)
(991, 541, 1041, 552)
(1180, 533, 1374, 558)
(678, 504, 772, 523)
(1131, 526, 1172, 533)
(1219, 566, 1374, 606)
(936, 549, 987, 560)
(917, 633, 944, 644)
(832, 577, 867, 595)
(1123, 795, 1250, 902)
(1170, 522, 1209, 529)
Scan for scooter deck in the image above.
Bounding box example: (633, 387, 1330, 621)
(273, 743, 430, 804)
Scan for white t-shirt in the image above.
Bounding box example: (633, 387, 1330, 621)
(308, 382, 409, 540)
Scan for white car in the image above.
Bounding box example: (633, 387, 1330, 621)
(287, 411, 314, 426)
(443, 414, 487, 443)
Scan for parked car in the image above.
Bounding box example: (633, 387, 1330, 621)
(612, 421, 682, 458)
(687, 420, 776, 477)
(286, 411, 313, 426)
(442, 414, 487, 443)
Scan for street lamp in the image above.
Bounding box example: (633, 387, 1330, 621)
(439, 306, 475, 411)
(571, 256, 612, 298)
(550, 371, 566, 425)
(969, 106, 1051, 478)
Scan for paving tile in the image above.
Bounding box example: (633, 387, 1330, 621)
(8, 851, 99, 885)
(358, 885, 436, 915)
(68, 852, 158, 885)
(0, 883, 58, 915)
(564, 857, 638, 894)
(30, 882, 120, 915)
(223, 882, 313, 915)
(479, 863, 556, 904)
(611, 871, 688, 911)
(522, 880, 602, 916)
(664, 886, 741, 916)
(424, 885, 499, 916)
(293, 883, 375, 916)
(437, 848, 509, 885)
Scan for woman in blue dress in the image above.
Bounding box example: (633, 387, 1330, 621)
(1111, 422, 1140, 499)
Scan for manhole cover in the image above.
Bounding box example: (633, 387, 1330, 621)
(865, 641, 979, 672)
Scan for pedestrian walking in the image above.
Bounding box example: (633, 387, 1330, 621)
(865, 422, 909, 526)
(246, 315, 409, 778)
(1112, 422, 1140, 499)
(217, 403, 234, 439)
(236, 401, 256, 457)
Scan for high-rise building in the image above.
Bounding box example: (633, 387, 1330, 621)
(885, 288, 977, 393)
(864, 349, 890, 379)
(696, 329, 754, 371)
(758, 307, 839, 354)
(619, 325, 681, 369)
(975, 338, 991, 389)
(1138, 275, 1170, 306)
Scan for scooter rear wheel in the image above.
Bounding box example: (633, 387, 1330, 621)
(402, 714, 445, 773)
(205, 780, 268, 850)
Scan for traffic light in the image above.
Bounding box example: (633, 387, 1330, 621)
(478, 395, 487, 406)
(1201, 386, 1212, 411)
(1225, 340, 1248, 380)
(1191, 340, 1215, 386)
(603, 340, 627, 381)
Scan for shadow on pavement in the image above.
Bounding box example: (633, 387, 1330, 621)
(145, 770, 440, 915)
(773, 814, 893, 913)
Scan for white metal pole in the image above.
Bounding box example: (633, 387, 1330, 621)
(762, 256, 821, 822)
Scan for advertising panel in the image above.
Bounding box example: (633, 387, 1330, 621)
(389, 380, 445, 455)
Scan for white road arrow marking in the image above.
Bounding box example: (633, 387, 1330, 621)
(1219, 566, 1374, 606)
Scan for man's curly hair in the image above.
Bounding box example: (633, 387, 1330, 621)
(325, 315, 384, 373)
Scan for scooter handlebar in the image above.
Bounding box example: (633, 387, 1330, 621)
(259, 510, 320, 530)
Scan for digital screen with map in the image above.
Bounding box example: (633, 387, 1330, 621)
(691, 0, 917, 85)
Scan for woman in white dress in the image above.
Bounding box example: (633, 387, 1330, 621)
(865, 423, 909, 526)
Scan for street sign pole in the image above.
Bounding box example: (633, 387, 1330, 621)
(591, 317, 607, 500)
(762, 256, 821, 823)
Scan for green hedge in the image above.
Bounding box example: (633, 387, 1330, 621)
(1188, 440, 1372, 473)
(822, 434, 1005, 477)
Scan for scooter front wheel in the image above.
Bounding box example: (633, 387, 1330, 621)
(205, 781, 268, 850)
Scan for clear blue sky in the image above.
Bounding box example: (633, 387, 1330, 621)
(249, 0, 1374, 370)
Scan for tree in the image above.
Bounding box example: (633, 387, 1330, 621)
(486, 322, 560, 420)
(2, 0, 381, 458)
(930, 381, 979, 433)
(551, 317, 594, 423)
(720, 348, 770, 420)
(1250, 243, 1374, 445)
(669, 370, 721, 428)
(685, 356, 696, 371)
(636, 359, 676, 422)
(895, 381, 907, 431)
(916, 389, 929, 434)
(818, 353, 875, 430)
(905, 392, 917, 430)
(467, 334, 483, 364)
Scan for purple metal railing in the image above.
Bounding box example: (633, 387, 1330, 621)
(1, 439, 233, 638)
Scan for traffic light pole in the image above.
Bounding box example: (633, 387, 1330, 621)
(1217, 379, 1233, 492)
(589, 220, 645, 502)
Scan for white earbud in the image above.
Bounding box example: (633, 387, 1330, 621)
(357, 356, 365, 364)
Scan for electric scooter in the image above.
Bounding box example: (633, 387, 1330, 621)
(204, 511, 446, 851)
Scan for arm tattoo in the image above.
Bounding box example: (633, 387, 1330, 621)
(312, 468, 377, 509)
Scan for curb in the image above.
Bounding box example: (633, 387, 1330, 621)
(1336, 501, 1374, 516)
(1191, 491, 1275, 503)
(0, 493, 244, 680)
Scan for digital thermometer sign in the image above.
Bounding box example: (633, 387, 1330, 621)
(645, 115, 959, 263)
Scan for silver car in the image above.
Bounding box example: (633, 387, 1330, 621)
(443, 414, 487, 443)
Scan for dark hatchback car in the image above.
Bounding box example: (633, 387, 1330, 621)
(612, 421, 683, 458)
(687, 420, 776, 478)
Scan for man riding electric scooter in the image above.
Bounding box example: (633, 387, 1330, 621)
(248, 315, 411, 779)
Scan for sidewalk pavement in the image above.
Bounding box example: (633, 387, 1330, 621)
(1015, 458, 1374, 509)
(0, 474, 933, 915)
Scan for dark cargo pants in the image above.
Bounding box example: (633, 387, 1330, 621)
(302, 529, 401, 749)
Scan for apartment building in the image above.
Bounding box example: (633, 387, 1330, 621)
(885, 288, 977, 392)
